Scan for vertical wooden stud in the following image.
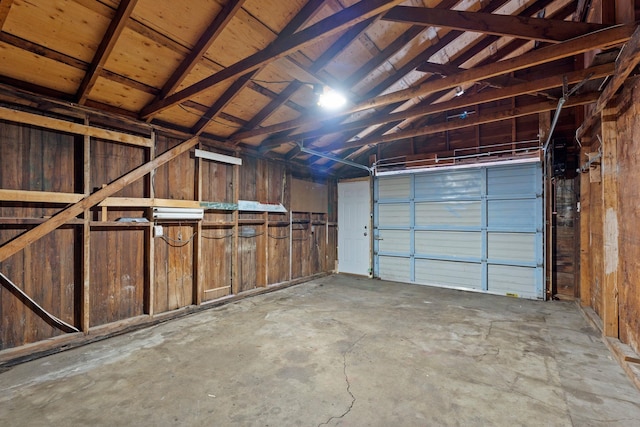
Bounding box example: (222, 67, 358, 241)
(146, 131, 156, 316)
(82, 119, 91, 333)
(601, 106, 619, 337)
(232, 162, 240, 295)
(579, 145, 592, 306)
(195, 143, 203, 305)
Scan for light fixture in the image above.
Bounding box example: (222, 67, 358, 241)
(152, 207, 204, 220)
(455, 86, 464, 97)
(313, 84, 347, 109)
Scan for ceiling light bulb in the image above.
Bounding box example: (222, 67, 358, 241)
(455, 86, 464, 97)
(318, 88, 347, 109)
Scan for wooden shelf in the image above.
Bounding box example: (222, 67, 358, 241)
(90, 221, 150, 228)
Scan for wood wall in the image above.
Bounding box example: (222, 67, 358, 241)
(0, 121, 337, 353)
(580, 76, 640, 354)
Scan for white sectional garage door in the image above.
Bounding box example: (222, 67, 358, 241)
(373, 161, 544, 299)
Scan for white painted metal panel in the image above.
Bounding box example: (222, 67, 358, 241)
(488, 233, 536, 263)
(415, 259, 482, 289)
(414, 231, 481, 258)
(378, 203, 410, 226)
(378, 230, 410, 253)
(487, 265, 538, 299)
(488, 199, 538, 230)
(379, 256, 411, 282)
(414, 169, 482, 199)
(415, 201, 481, 227)
(378, 175, 411, 199)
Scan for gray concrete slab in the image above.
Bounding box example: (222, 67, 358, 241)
(1, 274, 639, 426)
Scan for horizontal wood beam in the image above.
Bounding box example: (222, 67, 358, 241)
(353, 24, 634, 113)
(232, 24, 634, 143)
(0, 137, 199, 263)
(341, 92, 599, 149)
(382, 6, 607, 43)
(0, 106, 153, 147)
(139, 0, 405, 118)
(267, 62, 615, 149)
(0, 189, 83, 204)
(578, 25, 640, 138)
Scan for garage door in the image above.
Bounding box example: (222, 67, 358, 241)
(373, 160, 544, 299)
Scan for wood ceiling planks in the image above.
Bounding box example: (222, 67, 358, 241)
(0, 0, 632, 173)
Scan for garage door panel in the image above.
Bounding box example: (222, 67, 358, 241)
(488, 265, 538, 299)
(415, 201, 481, 227)
(488, 232, 536, 263)
(378, 203, 410, 226)
(378, 176, 411, 199)
(379, 256, 410, 282)
(414, 169, 482, 199)
(415, 259, 482, 289)
(488, 199, 537, 229)
(415, 231, 481, 258)
(375, 161, 543, 300)
(487, 164, 538, 196)
(379, 230, 410, 254)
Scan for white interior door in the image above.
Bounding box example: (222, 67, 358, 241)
(338, 180, 371, 276)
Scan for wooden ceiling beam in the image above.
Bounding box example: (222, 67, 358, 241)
(264, 62, 615, 148)
(139, 0, 406, 119)
(234, 81, 303, 140)
(382, 6, 607, 43)
(157, 0, 246, 100)
(0, 0, 14, 30)
(76, 0, 138, 104)
(342, 92, 599, 150)
(187, 0, 326, 136)
(311, 0, 563, 166)
(191, 71, 257, 136)
(310, 16, 377, 74)
(578, 25, 640, 138)
(352, 24, 634, 113)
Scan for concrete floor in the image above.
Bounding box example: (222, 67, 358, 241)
(1, 275, 639, 426)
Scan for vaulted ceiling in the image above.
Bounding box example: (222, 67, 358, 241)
(0, 0, 636, 175)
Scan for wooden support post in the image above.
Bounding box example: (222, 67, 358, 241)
(579, 145, 592, 307)
(258, 211, 268, 287)
(195, 143, 203, 304)
(0, 135, 198, 260)
(82, 119, 91, 333)
(146, 132, 156, 317)
(232, 162, 240, 295)
(601, 106, 619, 337)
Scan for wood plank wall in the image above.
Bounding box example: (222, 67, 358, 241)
(614, 78, 640, 352)
(580, 76, 640, 354)
(0, 122, 337, 352)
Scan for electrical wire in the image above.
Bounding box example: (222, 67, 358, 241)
(202, 232, 234, 239)
(160, 230, 197, 247)
(268, 233, 290, 239)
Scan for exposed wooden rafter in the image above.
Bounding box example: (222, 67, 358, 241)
(382, 6, 607, 43)
(139, 0, 406, 119)
(157, 0, 246, 100)
(0, 0, 14, 30)
(76, 0, 138, 104)
(341, 92, 599, 150)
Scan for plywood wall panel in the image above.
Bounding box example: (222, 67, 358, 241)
(154, 225, 194, 313)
